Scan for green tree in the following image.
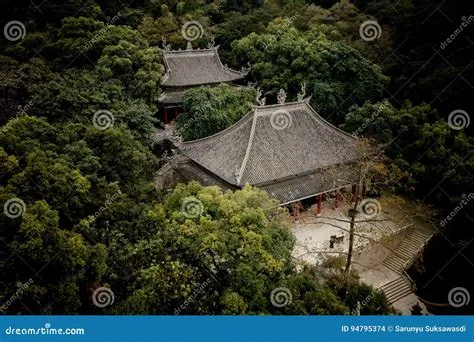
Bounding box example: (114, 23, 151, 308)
(231, 18, 388, 124)
(0, 57, 53, 124)
(342, 100, 474, 197)
(112, 182, 394, 315)
(176, 84, 256, 140)
(0, 197, 107, 314)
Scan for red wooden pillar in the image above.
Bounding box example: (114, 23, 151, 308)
(316, 194, 322, 217)
(351, 184, 357, 203)
(334, 192, 339, 209)
(362, 184, 367, 199)
(164, 108, 168, 124)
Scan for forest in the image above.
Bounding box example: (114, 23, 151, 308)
(0, 0, 472, 315)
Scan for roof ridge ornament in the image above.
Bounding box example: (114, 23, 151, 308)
(234, 165, 241, 186)
(297, 83, 306, 101)
(186, 42, 193, 50)
(256, 88, 266, 106)
(207, 36, 215, 49)
(162, 36, 171, 51)
(277, 89, 287, 104)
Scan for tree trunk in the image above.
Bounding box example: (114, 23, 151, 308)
(344, 164, 364, 281)
(344, 206, 357, 279)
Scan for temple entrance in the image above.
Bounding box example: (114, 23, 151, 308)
(288, 186, 358, 220)
(160, 106, 181, 124)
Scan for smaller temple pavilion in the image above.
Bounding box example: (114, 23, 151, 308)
(156, 90, 361, 213)
(158, 42, 249, 124)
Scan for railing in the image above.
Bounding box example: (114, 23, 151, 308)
(401, 233, 434, 291)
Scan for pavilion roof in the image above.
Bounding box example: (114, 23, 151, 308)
(161, 47, 247, 87)
(179, 99, 359, 203)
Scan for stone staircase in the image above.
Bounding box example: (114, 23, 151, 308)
(379, 230, 430, 305)
(382, 230, 429, 274)
(378, 276, 413, 304)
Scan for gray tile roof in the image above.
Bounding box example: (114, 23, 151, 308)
(181, 113, 254, 185)
(260, 164, 358, 204)
(173, 159, 234, 190)
(161, 47, 247, 87)
(180, 99, 359, 203)
(158, 89, 186, 104)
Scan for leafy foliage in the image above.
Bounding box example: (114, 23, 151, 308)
(1, 0, 471, 316)
(231, 18, 388, 123)
(176, 84, 256, 140)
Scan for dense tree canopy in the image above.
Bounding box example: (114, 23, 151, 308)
(1, 0, 472, 315)
(176, 84, 256, 141)
(231, 18, 388, 123)
(343, 101, 474, 198)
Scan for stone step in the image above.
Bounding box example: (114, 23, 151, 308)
(389, 287, 414, 304)
(383, 261, 404, 274)
(395, 244, 420, 254)
(383, 254, 405, 269)
(409, 232, 429, 244)
(378, 276, 414, 304)
(383, 255, 405, 265)
(383, 280, 411, 297)
(395, 246, 417, 258)
(403, 236, 424, 247)
(382, 231, 432, 274)
(384, 255, 406, 266)
(379, 277, 406, 292)
(411, 230, 429, 239)
(402, 238, 424, 249)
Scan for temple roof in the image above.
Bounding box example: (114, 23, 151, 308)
(158, 89, 186, 104)
(180, 99, 359, 201)
(161, 47, 247, 87)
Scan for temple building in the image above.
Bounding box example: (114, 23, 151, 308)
(156, 93, 361, 213)
(158, 44, 248, 124)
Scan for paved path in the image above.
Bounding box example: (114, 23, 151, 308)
(356, 228, 434, 314)
(290, 198, 435, 314)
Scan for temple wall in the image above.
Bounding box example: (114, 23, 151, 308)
(154, 163, 184, 190)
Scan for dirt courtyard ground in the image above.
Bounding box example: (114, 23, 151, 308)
(290, 196, 420, 265)
(289, 195, 435, 314)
